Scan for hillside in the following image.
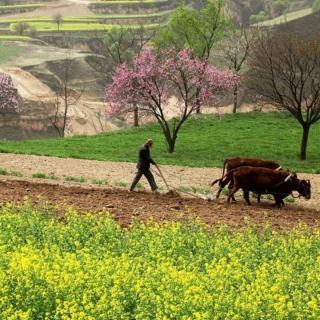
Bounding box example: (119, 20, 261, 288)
(275, 9, 320, 38)
(0, 0, 317, 139)
(227, 0, 314, 26)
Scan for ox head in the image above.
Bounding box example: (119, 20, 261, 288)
(297, 179, 311, 200)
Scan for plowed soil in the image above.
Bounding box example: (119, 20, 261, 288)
(1, 178, 320, 230)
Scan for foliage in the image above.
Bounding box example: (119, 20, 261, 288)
(107, 48, 237, 152)
(153, 1, 229, 59)
(0, 204, 320, 318)
(313, 0, 320, 11)
(0, 73, 19, 111)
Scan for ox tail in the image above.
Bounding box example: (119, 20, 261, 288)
(211, 178, 222, 187)
(221, 158, 229, 179)
(211, 167, 239, 187)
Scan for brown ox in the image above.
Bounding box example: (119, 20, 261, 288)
(211, 157, 281, 200)
(226, 166, 311, 208)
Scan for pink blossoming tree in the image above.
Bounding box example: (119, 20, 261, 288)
(107, 48, 238, 153)
(0, 73, 19, 111)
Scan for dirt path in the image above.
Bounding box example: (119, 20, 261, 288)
(0, 153, 319, 211)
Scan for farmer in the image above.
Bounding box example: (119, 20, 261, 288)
(130, 139, 158, 192)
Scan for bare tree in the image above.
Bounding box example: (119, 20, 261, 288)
(50, 53, 82, 137)
(91, 25, 156, 127)
(248, 31, 320, 160)
(53, 13, 63, 32)
(219, 26, 257, 113)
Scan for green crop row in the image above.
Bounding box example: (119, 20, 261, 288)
(0, 35, 31, 41)
(0, 10, 171, 26)
(9, 21, 160, 32)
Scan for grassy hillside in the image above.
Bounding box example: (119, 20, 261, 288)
(253, 7, 313, 26)
(0, 112, 319, 173)
(275, 10, 320, 39)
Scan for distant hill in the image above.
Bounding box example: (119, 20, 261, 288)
(227, 0, 314, 26)
(274, 10, 320, 39)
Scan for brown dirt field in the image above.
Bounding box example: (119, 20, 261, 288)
(0, 153, 319, 230)
(0, 153, 319, 210)
(0, 178, 319, 231)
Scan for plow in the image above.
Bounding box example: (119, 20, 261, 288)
(151, 165, 213, 201)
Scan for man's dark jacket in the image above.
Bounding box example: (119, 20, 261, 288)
(137, 144, 155, 173)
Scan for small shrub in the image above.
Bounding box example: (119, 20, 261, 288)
(91, 179, 109, 185)
(0, 168, 8, 175)
(64, 176, 86, 183)
(9, 170, 23, 177)
(32, 172, 59, 180)
(32, 172, 47, 179)
(0, 168, 23, 177)
(114, 181, 129, 188)
(48, 175, 59, 180)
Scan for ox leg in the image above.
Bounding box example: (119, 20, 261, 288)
(227, 184, 239, 204)
(215, 186, 222, 199)
(257, 194, 262, 203)
(243, 191, 251, 206)
(227, 178, 237, 202)
(274, 195, 284, 209)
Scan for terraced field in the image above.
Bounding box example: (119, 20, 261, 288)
(0, 0, 177, 41)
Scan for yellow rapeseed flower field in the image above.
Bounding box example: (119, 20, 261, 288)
(0, 203, 319, 319)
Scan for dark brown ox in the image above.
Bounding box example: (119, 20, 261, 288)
(227, 166, 311, 208)
(211, 157, 281, 200)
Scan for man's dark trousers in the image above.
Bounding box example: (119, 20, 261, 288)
(130, 170, 158, 191)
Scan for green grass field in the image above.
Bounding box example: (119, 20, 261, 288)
(0, 112, 319, 172)
(0, 10, 172, 24)
(0, 35, 31, 42)
(8, 21, 160, 32)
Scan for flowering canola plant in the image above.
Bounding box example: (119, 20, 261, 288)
(0, 203, 319, 319)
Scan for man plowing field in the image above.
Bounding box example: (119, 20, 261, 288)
(130, 139, 159, 193)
